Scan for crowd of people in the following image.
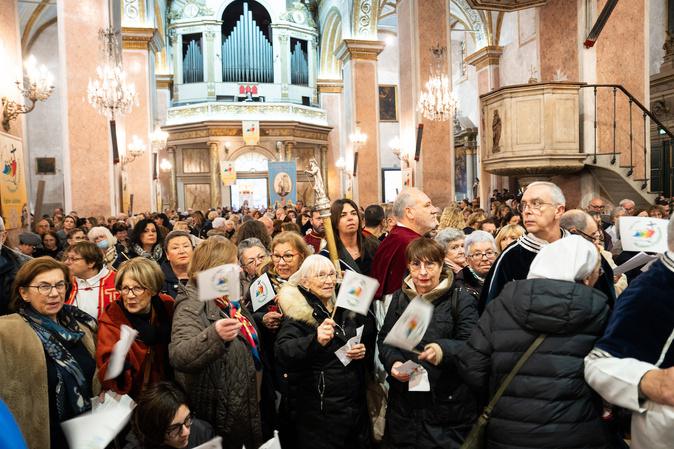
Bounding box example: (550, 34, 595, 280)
(0, 183, 673, 449)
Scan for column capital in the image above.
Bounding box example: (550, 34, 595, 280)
(465, 45, 503, 70)
(317, 79, 344, 94)
(156, 73, 174, 90)
(336, 39, 385, 63)
(122, 26, 161, 51)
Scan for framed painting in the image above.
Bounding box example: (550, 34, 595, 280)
(378, 85, 398, 122)
(184, 183, 211, 211)
(182, 148, 210, 173)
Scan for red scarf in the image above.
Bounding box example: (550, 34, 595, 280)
(214, 297, 261, 369)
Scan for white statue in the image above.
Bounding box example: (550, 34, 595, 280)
(305, 158, 327, 203)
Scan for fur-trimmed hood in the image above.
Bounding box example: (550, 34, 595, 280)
(277, 284, 334, 327)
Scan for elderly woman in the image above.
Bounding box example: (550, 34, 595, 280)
(97, 257, 175, 399)
(378, 238, 478, 449)
(115, 219, 165, 268)
(0, 257, 97, 449)
(275, 255, 373, 449)
(160, 231, 194, 299)
(124, 382, 213, 449)
(64, 241, 118, 320)
(88, 225, 119, 267)
(456, 230, 498, 298)
(170, 238, 266, 449)
(238, 237, 269, 303)
(494, 223, 526, 252)
(434, 227, 466, 274)
(455, 236, 613, 449)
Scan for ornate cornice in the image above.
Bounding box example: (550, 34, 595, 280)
(465, 0, 547, 11)
(465, 45, 503, 70)
(156, 73, 174, 90)
(121, 26, 158, 50)
(167, 102, 329, 127)
(335, 39, 385, 63)
(317, 79, 344, 94)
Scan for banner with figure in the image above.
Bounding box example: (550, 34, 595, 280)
(0, 132, 29, 229)
(220, 160, 236, 186)
(268, 161, 296, 206)
(242, 120, 259, 146)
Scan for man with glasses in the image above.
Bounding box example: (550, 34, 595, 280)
(480, 181, 568, 310)
(0, 217, 29, 315)
(619, 198, 637, 216)
(63, 241, 118, 320)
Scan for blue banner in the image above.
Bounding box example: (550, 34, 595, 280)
(268, 161, 297, 207)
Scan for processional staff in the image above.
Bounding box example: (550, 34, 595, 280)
(305, 158, 340, 272)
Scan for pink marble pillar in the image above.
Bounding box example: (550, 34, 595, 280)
(57, 0, 114, 216)
(336, 39, 385, 208)
(318, 80, 344, 200)
(398, 0, 455, 208)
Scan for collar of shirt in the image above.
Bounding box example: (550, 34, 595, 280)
(663, 250, 674, 274)
(76, 265, 109, 289)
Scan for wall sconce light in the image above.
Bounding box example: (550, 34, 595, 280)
(150, 125, 169, 152)
(1, 55, 55, 131)
(159, 158, 173, 172)
(349, 126, 367, 178)
(123, 135, 146, 164)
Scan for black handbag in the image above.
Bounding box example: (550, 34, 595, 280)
(460, 334, 546, 449)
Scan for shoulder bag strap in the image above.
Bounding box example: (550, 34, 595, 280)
(482, 334, 546, 418)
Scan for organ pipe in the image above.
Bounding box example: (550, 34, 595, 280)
(221, 2, 273, 83)
(291, 41, 308, 86)
(183, 38, 203, 83)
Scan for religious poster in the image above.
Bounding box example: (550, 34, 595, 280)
(268, 161, 296, 206)
(242, 120, 260, 145)
(378, 85, 398, 121)
(618, 216, 669, 253)
(220, 160, 236, 186)
(0, 132, 29, 229)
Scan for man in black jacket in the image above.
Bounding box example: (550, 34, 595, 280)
(0, 217, 30, 315)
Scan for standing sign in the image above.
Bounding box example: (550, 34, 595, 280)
(220, 160, 236, 186)
(619, 216, 669, 253)
(242, 120, 260, 146)
(268, 161, 296, 206)
(0, 132, 29, 229)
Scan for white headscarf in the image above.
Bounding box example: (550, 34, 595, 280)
(527, 235, 600, 282)
(287, 254, 336, 287)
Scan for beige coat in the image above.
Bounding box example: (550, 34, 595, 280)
(0, 314, 97, 449)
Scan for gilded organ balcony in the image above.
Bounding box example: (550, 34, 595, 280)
(480, 82, 586, 178)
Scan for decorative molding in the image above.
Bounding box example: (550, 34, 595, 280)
(123, 0, 141, 21)
(167, 102, 329, 127)
(465, 0, 548, 11)
(335, 39, 385, 63)
(465, 45, 503, 70)
(156, 73, 174, 90)
(121, 26, 158, 50)
(317, 79, 344, 94)
(353, 0, 379, 37)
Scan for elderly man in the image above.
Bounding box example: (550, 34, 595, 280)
(371, 187, 439, 299)
(584, 215, 674, 449)
(0, 218, 29, 315)
(619, 198, 637, 216)
(481, 181, 568, 308)
(33, 218, 51, 236)
(587, 197, 606, 214)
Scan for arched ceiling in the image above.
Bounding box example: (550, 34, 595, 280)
(18, 0, 57, 52)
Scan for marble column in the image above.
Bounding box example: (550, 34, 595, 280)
(209, 141, 221, 207)
(336, 39, 385, 207)
(320, 145, 328, 193)
(466, 45, 503, 207)
(168, 146, 178, 209)
(397, 0, 454, 208)
(318, 80, 344, 200)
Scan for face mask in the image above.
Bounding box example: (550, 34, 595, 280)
(96, 240, 110, 250)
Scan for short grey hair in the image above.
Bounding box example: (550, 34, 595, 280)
(619, 198, 635, 208)
(393, 188, 421, 219)
(611, 206, 626, 219)
(288, 254, 336, 287)
(560, 210, 592, 233)
(434, 228, 465, 251)
(668, 215, 674, 252)
(464, 230, 497, 255)
(237, 237, 268, 263)
(526, 181, 566, 206)
(88, 226, 117, 246)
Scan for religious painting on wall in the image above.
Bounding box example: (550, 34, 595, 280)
(0, 132, 29, 229)
(268, 161, 297, 206)
(454, 147, 467, 199)
(182, 148, 210, 173)
(184, 183, 211, 211)
(378, 85, 398, 122)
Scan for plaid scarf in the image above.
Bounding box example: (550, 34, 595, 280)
(214, 297, 261, 370)
(20, 305, 96, 420)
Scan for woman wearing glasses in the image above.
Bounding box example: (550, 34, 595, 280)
(455, 230, 498, 299)
(237, 237, 269, 307)
(378, 238, 479, 449)
(124, 382, 213, 449)
(97, 257, 175, 400)
(275, 255, 373, 449)
(0, 257, 98, 449)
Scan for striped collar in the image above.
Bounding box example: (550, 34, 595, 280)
(663, 251, 674, 274)
(518, 229, 570, 253)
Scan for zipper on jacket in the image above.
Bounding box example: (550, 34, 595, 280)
(318, 370, 326, 412)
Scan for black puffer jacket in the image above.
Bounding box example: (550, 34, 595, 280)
(378, 274, 479, 449)
(275, 284, 373, 449)
(456, 278, 612, 449)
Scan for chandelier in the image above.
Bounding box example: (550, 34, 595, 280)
(1, 55, 54, 131)
(87, 27, 138, 164)
(417, 45, 458, 121)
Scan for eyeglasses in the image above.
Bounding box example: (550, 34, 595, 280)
(571, 229, 603, 244)
(271, 252, 298, 263)
(315, 271, 337, 282)
(63, 256, 84, 263)
(165, 413, 193, 439)
(119, 286, 147, 296)
(409, 261, 440, 272)
(468, 250, 497, 260)
(244, 255, 267, 267)
(29, 281, 68, 296)
(518, 201, 555, 213)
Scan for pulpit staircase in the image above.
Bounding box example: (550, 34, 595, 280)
(581, 84, 672, 208)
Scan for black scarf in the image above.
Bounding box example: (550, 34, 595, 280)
(120, 295, 171, 346)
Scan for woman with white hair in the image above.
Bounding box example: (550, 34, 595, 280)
(275, 255, 372, 449)
(455, 230, 497, 299)
(454, 236, 616, 449)
(88, 226, 118, 268)
(434, 227, 466, 274)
